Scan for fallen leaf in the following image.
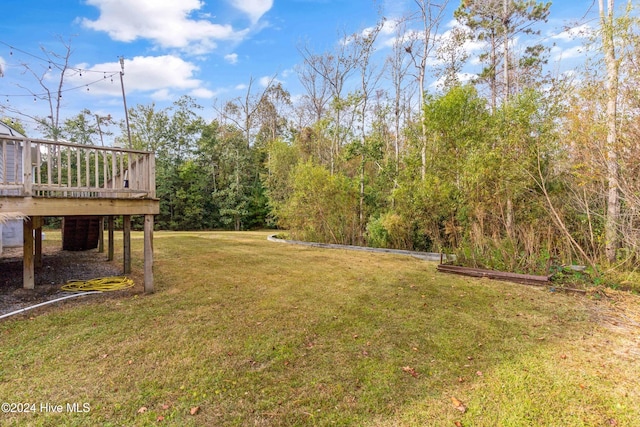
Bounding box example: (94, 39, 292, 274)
(402, 366, 419, 378)
(451, 396, 466, 413)
(190, 406, 200, 415)
(137, 406, 147, 414)
(157, 415, 164, 421)
(161, 404, 169, 410)
(455, 422, 463, 427)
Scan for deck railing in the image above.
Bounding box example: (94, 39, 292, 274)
(0, 135, 156, 199)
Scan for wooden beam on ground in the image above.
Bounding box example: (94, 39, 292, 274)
(23, 217, 34, 289)
(123, 215, 131, 274)
(436, 264, 550, 286)
(144, 214, 154, 293)
(108, 216, 114, 261)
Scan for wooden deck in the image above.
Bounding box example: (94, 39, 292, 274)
(0, 135, 159, 292)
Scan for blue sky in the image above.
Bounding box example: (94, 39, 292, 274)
(0, 0, 599, 138)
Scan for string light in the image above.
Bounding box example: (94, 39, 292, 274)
(0, 40, 118, 76)
(0, 71, 120, 100)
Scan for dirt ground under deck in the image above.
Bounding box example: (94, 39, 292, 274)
(0, 245, 125, 317)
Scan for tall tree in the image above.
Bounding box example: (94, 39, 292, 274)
(599, 0, 622, 262)
(385, 17, 414, 179)
(455, 0, 551, 109)
(405, 0, 451, 180)
(298, 33, 360, 174)
(221, 75, 277, 148)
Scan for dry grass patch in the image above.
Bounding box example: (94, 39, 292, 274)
(0, 231, 638, 426)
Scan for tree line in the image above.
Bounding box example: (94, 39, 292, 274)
(4, 0, 640, 275)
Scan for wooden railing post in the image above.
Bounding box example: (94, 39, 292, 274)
(22, 139, 32, 196)
(149, 153, 156, 198)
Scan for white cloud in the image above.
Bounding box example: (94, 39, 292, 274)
(69, 55, 206, 97)
(189, 87, 217, 98)
(150, 88, 173, 101)
(81, 0, 248, 53)
(551, 45, 584, 62)
(550, 24, 593, 42)
(225, 53, 239, 64)
(430, 72, 476, 90)
(227, 0, 273, 24)
(259, 75, 280, 87)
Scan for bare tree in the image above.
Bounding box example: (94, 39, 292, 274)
(386, 17, 415, 175)
(298, 32, 360, 174)
(2, 36, 76, 141)
(295, 52, 332, 124)
(404, 0, 451, 181)
(219, 75, 277, 148)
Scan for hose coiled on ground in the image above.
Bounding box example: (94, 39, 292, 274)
(61, 276, 134, 292)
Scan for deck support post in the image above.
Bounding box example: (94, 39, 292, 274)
(108, 216, 114, 261)
(23, 217, 34, 289)
(144, 214, 154, 293)
(98, 217, 104, 253)
(123, 215, 131, 274)
(34, 216, 43, 269)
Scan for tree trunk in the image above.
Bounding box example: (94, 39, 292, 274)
(502, 0, 510, 103)
(600, 0, 620, 263)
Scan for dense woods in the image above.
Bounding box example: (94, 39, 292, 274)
(7, 0, 640, 276)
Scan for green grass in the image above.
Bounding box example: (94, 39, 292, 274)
(1, 231, 638, 426)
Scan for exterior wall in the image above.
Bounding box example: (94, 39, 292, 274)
(0, 142, 24, 249)
(1, 219, 23, 248)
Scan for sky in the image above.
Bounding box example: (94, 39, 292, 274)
(0, 0, 601, 139)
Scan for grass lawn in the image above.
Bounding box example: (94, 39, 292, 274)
(1, 231, 638, 426)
